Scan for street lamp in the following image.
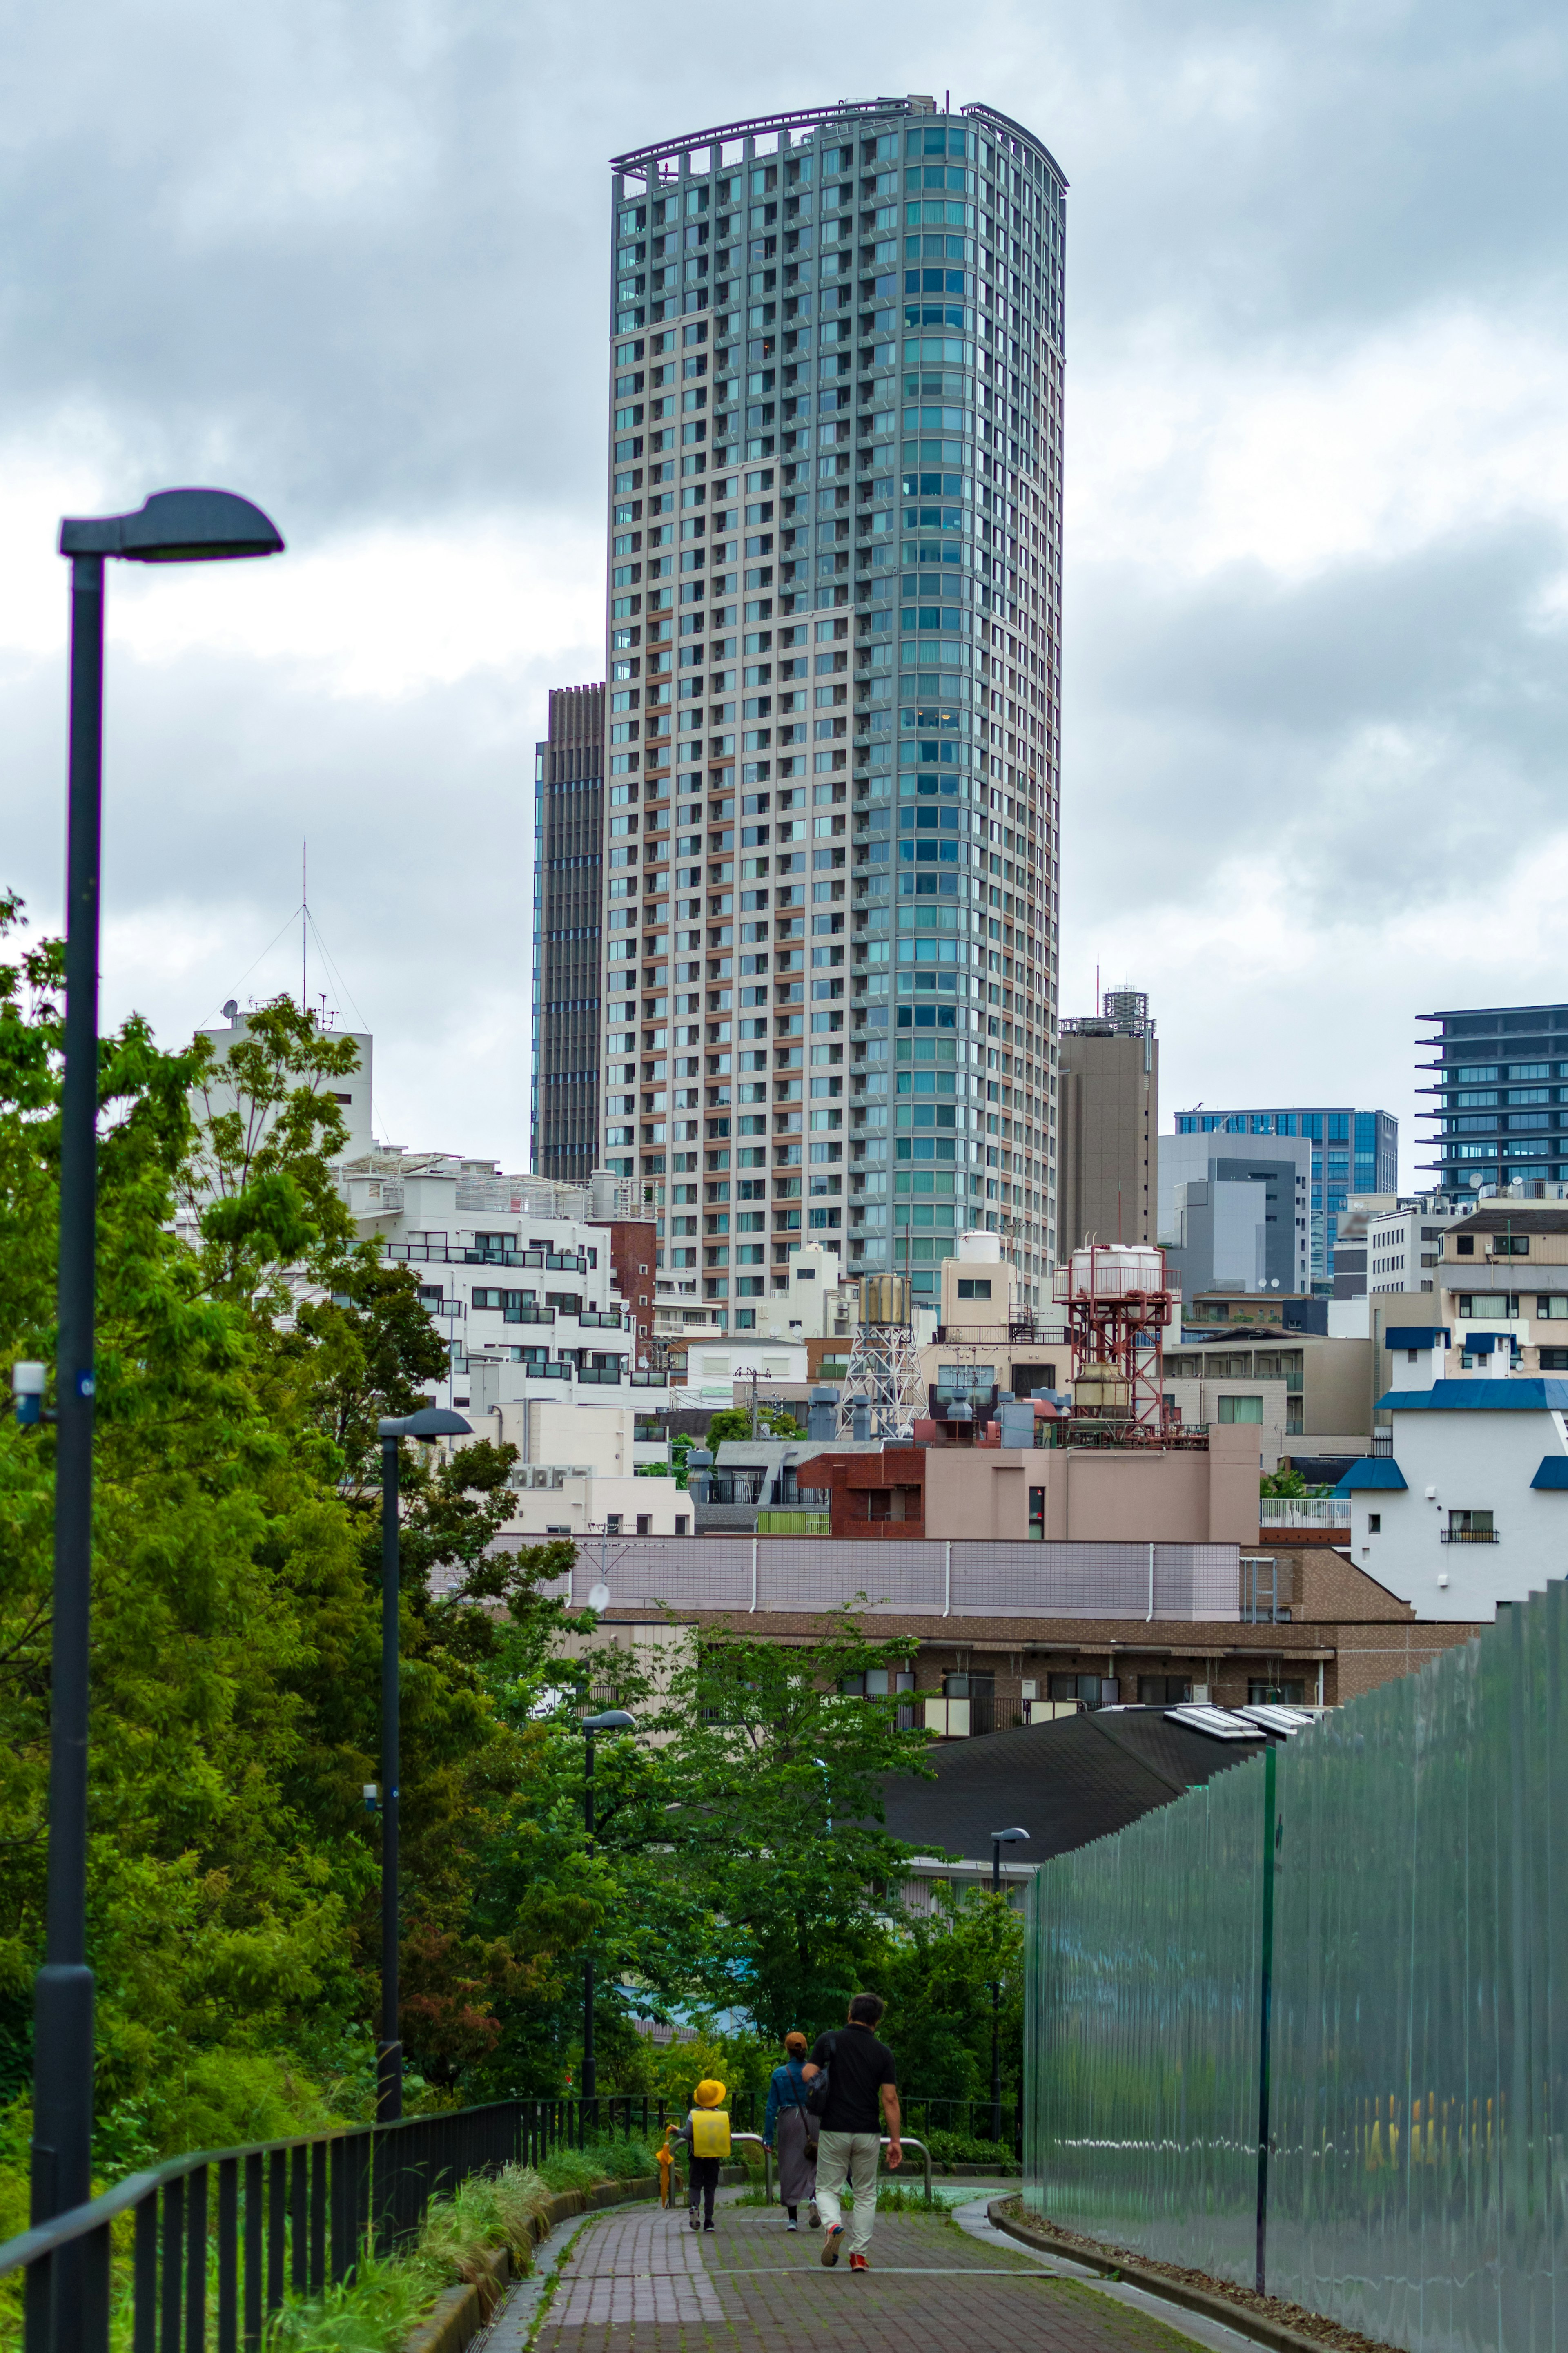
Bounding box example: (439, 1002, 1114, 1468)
(376, 1403, 472, 2121)
(580, 1709, 636, 2108)
(989, 1827, 1030, 2145)
(32, 490, 284, 2289)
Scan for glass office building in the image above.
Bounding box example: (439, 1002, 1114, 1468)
(1172, 1106, 1397, 1289)
(1418, 1003, 1568, 1192)
(595, 96, 1064, 1323)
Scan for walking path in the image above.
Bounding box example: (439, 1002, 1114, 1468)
(480, 2187, 1259, 2353)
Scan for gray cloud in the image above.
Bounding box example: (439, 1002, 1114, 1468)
(4, 0, 1567, 1181)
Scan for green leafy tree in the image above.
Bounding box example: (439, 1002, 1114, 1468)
(704, 1405, 804, 1445)
(1260, 1466, 1330, 1498)
(628, 1619, 932, 2039)
(879, 1882, 1024, 2107)
(0, 927, 586, 2172)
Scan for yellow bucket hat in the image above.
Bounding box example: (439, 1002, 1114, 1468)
(693, 2078, 726, 2107)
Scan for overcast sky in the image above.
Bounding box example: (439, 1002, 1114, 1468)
(4, 0, 1566, 1185)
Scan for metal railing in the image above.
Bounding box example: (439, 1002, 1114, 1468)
(898, 2096, 1020, 2150)
(755, 2132, 935, 2206)
(1440, 1526, 1499, 1543)
(0, 2092, 755, 2351)
(1258, 1499, 1350, 1529)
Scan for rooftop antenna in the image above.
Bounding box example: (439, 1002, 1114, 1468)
(301, 840, 308, 1018)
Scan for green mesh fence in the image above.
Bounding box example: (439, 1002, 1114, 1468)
(1025, 1579, 1568, 2353)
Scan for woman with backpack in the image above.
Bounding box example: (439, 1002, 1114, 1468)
(763, 2032, 819, 2231)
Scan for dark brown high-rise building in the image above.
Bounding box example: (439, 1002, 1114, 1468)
(1057, 986, 1159, 1254)
(532, 685, 606, 1178)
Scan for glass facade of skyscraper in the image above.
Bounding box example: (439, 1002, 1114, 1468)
(595, 96, 1064, 1325)
(1172, 1105, 1397, 1288)
(1418, 1004, 1568, 1193)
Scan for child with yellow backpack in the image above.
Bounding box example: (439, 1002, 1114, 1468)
(673, 2079, 730, 2232)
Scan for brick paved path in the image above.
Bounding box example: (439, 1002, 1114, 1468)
(527, 2197, 1209, 2353)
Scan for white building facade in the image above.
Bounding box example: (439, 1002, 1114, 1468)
(1337, 1328, 1568, 1619)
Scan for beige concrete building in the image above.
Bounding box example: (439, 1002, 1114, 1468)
(932, 1423, 1261, 1544)
(1162, 1332, 1373, 1460)
(1058, 988, 1160, 1253)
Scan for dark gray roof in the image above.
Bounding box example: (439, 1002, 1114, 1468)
(881, 1708, 1264, 1865)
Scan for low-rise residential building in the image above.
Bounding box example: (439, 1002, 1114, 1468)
(563, 1536, 1481, 1720)
(918, 1229, 1069, 1417)
(453, 1394, 686, 1551)
(1330, 1192, 1471, 1299)
(1161, 1331, 1372, 1461)
(1338, 1329, 1568, 1619)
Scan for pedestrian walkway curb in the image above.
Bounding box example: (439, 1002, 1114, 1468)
(985, 2202, 1341, 2353)
(404, 2168, 752, 2353)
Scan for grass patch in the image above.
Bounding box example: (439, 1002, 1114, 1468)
(264, 2139, 670, 2352)
(263, 2162, 553, 2351)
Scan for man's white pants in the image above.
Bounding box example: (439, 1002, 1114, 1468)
(813, 2129, 882, 2255)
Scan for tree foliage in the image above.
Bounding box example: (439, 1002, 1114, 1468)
(703, 1405, 804, 1445)
(0, 902, 1026, 2186)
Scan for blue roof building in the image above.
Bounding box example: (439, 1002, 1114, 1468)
(1334, 1376, 1568, 1621)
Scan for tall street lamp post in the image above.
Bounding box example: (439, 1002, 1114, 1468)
(989, 1827, 1030, 2145)
(580, 1709, 635, 2109)
(375, 1405, 472, 2121)
(31, 492, 284, 2316)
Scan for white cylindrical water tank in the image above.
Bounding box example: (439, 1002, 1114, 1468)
(957, 1229, 1003, 1263)
(1062, 1242, 1165, 1299)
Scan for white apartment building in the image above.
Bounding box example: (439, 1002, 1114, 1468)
(452, 1394, 685, 1562)
(1330, 1192, 1471, 1297)
(194, 1002, 376, 1159)
(1339, 1329, 1568, 1619)
(337, 1146, 669, 1412)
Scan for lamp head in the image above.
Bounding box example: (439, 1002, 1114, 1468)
(582, 1709, 637, 1732)
(379, 1406, 473, 1441)
(59, 488, 284, 564)
(991, 1827, 1030, 1844)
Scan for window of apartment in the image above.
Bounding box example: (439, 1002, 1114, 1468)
(1248, 1680, 1305, 1704)
(1368, 1513, 1381, 1533)
(636, 1514, 652, 1536)
(1456, 1235, 1475, 1255)
(1138, 1675, 1193, 1704)
(1538, 1296, 1568, 1318)
(1218, 1394, 1264, 1423)
(605, 1514, 623, 1535)
(1540, 1349, 1568, 1372)
(1048, 1673, 1106, 1707)
(1446, 1510, 1496, 1542)
(675, 1514, 690, 1536)
(957, 1277, 992, 1299)
(1493, 1234, 1532, 1256)
(840, 1668, 916, 1696)
(1457, 1294, 1515, 1318)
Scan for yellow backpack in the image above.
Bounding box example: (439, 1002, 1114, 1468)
(690, 2107, 731, 2159)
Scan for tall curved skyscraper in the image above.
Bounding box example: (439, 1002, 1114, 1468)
(595, 95, 1064, 1330)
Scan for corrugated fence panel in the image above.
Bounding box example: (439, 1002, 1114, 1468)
(1026, 1576, 1568, 2353)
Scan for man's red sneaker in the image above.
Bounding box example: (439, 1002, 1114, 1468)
(849, 2253, 870, 2272)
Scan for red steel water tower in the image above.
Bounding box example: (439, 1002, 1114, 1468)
(1051, 1242, 1176, 1439)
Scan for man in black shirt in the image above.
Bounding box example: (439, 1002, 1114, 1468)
(802, 1991, 901, 2271)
